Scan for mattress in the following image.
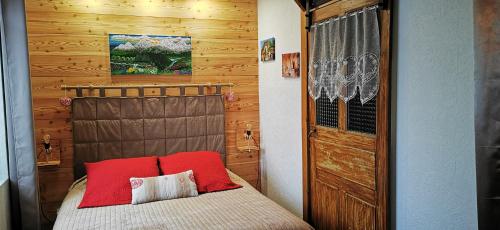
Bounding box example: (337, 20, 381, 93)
(53, 171, 312, 230)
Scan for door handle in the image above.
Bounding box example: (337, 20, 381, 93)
(308, 127, 317, 138)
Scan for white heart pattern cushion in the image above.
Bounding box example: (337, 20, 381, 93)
(130, 170, 198, 205)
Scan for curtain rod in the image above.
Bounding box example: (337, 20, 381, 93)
(310, 0, 384, 12)
(310, 4, 379, 28)
(309, 0, 342, 12)
(60, 83, 234, 90)
(61, 83, 235, 97)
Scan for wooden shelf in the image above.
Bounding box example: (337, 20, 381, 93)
(37, 160, 60, 167)
(237, 146, 260, 152)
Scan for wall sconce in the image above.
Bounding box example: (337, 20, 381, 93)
(244, 123, 252, 140)
(236, 122, 259, 152)
(36, 134, 63, 167)
(43, 134, 52, 154)
(37, 135, 62, 167)
(42, 134, 52, 163)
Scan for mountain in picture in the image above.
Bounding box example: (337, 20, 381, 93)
(109, 34, 192, 76)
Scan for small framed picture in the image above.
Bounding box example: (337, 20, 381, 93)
(260, 38, 275, 62)
(282, 52, 300, 78)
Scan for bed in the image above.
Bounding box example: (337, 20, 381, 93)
(54, 90, 311, 230)
(53, 170, 311, 230)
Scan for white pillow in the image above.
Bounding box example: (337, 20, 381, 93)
(130, 170, 198, 205)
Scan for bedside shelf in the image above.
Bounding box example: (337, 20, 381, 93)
(237, 146, 260, 152)
(37, 160, 60, 167)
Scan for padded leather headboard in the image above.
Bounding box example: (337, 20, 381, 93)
(71, 95, 226, 179)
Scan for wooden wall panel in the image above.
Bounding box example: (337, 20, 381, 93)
(29, 55, 258, 77)
(25, 0, 257, 21)
(25, 0, 259, 224)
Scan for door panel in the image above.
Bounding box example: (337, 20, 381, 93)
(317, 127, 376, 152)
(314, 139, 375, 189)
(312, 181, 341, 229)
(345, 195, 376, 230)
(311, 130, 378, 230)
(317, 169, 376, 205)
(305, 1, 391, 229)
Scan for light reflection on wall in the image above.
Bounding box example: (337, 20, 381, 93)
(77, 0, 219, 20)
(189, 0, 216, 20)
(191, 0, 211, 13)
(135, 0, 162, 15)
(82, 0, 103, 8)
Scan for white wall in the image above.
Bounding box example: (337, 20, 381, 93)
(258, 0, 303, 217)
(392, 0, 477, 229)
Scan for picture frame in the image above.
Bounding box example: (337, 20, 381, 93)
(109, 34, 192, 76)
(282, 52, 300, 78)
(260, 37, 276, 62)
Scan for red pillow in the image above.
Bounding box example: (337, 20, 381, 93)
(159, 151, 241, 193)
(78, 156, 159, 208)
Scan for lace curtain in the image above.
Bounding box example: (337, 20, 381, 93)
(308, 7, 380, 104)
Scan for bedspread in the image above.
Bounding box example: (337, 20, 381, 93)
(53, 171, 312, 230)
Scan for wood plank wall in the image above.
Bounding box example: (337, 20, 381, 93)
(24, 0, 259, 222)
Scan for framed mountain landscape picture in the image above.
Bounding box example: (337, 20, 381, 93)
(109, 34, 192, 76)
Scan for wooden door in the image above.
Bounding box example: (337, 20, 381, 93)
(303, 1, 391, 229)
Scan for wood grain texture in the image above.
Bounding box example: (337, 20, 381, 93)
(305, 0, 390, 229)
(300, 10, 310, 221)
(317, 169, 376, 205)
(375, 9, 391, 230)
(317, 126, 376, 152)
(345, 194, 376, 230)
(312, 181, 340, 229)
(314, 139, 376, 189)
(25, 0, 259, 224)
(338, 99, 347, 131)
(26, 0, 257, 21)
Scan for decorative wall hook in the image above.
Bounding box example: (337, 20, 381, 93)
(59, 87, 72, 106)
(225, 83, 236, 102)
(59, 97, 72, 106)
